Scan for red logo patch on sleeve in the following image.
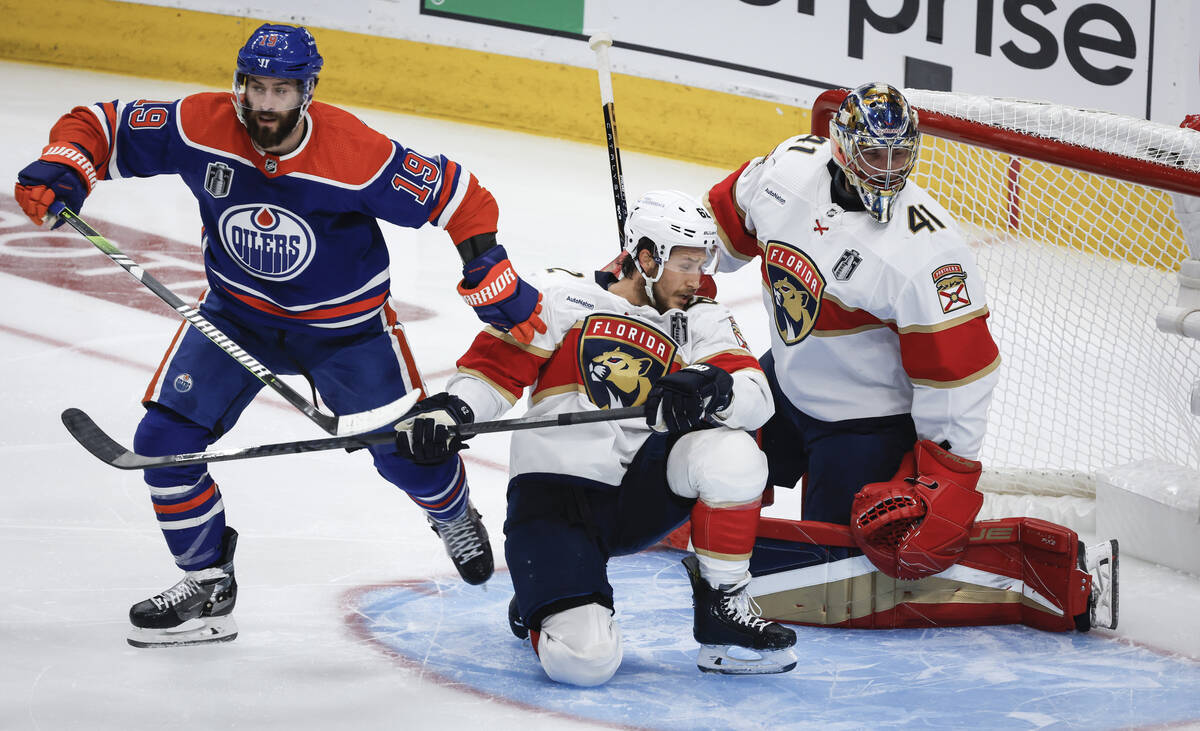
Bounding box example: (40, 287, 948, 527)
(932, 263, 971, 314)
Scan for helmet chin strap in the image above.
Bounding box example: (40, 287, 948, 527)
(635, 256, 662, 308)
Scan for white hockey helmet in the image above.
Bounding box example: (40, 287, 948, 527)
(623, 190, 718, 304)
(829, 83, 921, 223)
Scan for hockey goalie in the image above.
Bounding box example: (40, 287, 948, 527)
(684, 82, 1119, 635)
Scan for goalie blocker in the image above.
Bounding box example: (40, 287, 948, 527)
(745, 516, 1118, 633)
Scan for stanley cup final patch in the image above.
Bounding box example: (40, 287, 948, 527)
(932, 263, 971, 314)
(833, 249, 862, 281)
(204, 162, 234, 198)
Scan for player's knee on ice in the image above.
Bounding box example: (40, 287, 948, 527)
(667, 428, 767, 504)
(536, 603, 623, 687)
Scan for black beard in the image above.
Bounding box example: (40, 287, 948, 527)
(244, 108, 302, 150)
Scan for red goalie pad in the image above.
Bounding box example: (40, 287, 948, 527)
(751, 516, 1091, 632)
(851, 440, 984, 580)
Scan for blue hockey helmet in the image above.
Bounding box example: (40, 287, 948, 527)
(233, 24, 323, 118)
(829, 83, 920, 223)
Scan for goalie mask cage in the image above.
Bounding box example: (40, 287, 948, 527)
(813, 89, 1200, 499)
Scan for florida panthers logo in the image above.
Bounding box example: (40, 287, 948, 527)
(764, 241, 824, 344)
(218, 204, 316, 281)
(578, 314, 677, 409)
(932, 263, 972, 314)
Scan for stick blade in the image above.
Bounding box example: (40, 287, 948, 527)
(61, 408, 140, 469)
(332, 390, 421, 437)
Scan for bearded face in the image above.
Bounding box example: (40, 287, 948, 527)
(243, 106, 302, 150)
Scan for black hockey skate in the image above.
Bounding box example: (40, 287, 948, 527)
(1075, 539, 1119, 631)
(683, 554, 797, 675)
(427, 503, 493, 585)
(128, 527, 239, 648)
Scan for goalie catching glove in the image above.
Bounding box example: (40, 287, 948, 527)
(645, 364, 733, 434)
(459, 244, 546, 345)
(15, 143, 98, 227)
(393, 392, 474, 465)
(850, 439, 984, 580)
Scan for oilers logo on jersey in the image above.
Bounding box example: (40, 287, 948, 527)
(765, 241, 824, 344)
(218, 204, 316, 281)
(578, 314, 677, 409)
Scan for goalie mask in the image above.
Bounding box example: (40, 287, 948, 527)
(623, 190, 719, 308)
(232, 24, 324, 147)
(829, 83, 920, 224)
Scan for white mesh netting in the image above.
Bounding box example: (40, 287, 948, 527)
(900, 90, 1200, 499)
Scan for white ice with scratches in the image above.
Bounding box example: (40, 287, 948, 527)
(1, 61, 1199, 730)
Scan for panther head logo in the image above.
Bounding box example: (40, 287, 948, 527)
(771, 278, 816, 343)
(587, 348, 654, 408)
(764, 242, 823, 345)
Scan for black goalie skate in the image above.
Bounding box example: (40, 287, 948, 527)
(427, 503, 494, 585)
(683, 554, 798, 675)
(127, 527, 239, 648)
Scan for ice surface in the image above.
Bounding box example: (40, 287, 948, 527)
(2, 61, 1199, 730)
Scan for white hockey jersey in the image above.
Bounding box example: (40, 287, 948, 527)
(447, 268, 772, 485)
(705, 135, 1000, 458)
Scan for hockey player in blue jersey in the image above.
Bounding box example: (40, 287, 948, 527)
(14, 23, 546, 647)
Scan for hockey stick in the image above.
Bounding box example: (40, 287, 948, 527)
(50, 203, 418, 436)
(589, 32, 630, 275)
(62, 405, 647, 470)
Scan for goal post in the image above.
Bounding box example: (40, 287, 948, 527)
(811, 89, 1200, 505)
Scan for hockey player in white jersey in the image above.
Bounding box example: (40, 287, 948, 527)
(703, 83, 1117, 629)
(395, 190, 797, 684)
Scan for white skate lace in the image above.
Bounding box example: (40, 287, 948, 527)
(721, 587, 772, 631)
(434, 513, 485, 562)
(151, 577, 201, 610)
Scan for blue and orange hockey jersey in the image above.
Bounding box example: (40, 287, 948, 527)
(49, 92, 499, 330)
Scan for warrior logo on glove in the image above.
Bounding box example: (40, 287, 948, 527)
(578, 314, 678, 409)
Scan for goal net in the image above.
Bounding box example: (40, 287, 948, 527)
(812, 89, 1200, 502)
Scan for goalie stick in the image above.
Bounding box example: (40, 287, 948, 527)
(50, 203, 416, 437)
(62, 405, 648, 470)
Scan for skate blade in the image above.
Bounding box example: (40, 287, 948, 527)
(127, 616, 239, 648)
(696, 644, 798, 675)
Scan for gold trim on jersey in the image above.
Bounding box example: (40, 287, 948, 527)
(529, 383, 586, 406)
(897, 306, 992, 334)
(455, 367, 521, 406)
(482, 325, 556, 358)
(909, 353, 1001, 389)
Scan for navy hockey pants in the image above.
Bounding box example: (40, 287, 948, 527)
(133, 294, 459, 569)
(757, 350, 917, 524)
(504, 432, 693, 631)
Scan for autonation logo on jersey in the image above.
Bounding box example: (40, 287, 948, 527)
(218, 204, 316, 281)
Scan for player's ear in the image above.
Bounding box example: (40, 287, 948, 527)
(637, 248, 657, 277)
